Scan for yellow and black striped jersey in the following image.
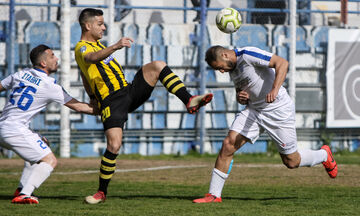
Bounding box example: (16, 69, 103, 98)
(75, 40, 128, 101)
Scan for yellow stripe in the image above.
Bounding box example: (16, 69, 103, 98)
(166, 77, 180, 89)
(102, 157, 116, 164)
(100, 165, 116, 172)
(171, 83, 185, 94)
(100, 173, 113, 179)
(161, 74, 175, 85)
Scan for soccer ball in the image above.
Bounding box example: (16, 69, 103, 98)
(216, 8, 242, 34)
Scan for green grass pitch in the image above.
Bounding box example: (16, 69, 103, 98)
(0, 153, 359, 216)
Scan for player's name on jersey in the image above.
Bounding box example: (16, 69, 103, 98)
(21, 72, 42, 86)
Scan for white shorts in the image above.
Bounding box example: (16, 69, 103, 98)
(0, 125, 52, 163)
(229, 98, 297, 155)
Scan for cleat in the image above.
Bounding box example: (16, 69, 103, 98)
(12, 195, 39, 204)
(186, 93, 213, 114)
(13, 188, 35, 198)
(193, 193, 222, 203)
(321, 145, 338, 178)
(13, 188, 21, 198)
(84, 191, 106, 204)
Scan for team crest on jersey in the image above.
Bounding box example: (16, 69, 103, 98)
(80, 46, 87, 53)
(103, 55, 114, 65)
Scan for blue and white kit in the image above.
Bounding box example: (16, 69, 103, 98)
(229, 47, 297, 154)
(0, 68, 73, 162)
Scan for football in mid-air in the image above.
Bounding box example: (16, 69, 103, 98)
(215, 8, 242, 34)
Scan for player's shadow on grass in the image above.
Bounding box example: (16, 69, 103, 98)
(0, 194, 297, 202)
(109, 194, 298, 201)
(0, 195, 80, 201)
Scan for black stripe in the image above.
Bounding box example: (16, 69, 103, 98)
(326, 164, 337, 172)
(97, 41, 126, 89)
(85, 42, 98, 51)
(168, 80, 183, 92)
(101, 160, 116, 167)
(100, 169, 115, 175)
(111, 60, 127, 86)
(96, 63, 114, 93)
(94, 85, 102, 101)
(108, 63, 124, 89)
(85, 42, 114, 95)
(97, 41, 106, 49)
(163, 75, 177, 87)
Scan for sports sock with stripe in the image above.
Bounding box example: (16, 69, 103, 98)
(209, 168, 229, 198)
(98, 149, 118, 195)
(298, 149, 327, 167)
(159, 66, 191, 105)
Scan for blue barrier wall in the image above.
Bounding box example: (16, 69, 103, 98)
(1, 21, 357, 156)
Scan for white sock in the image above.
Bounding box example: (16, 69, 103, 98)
(18, 161, 38, 189)
(21, 162, 53, 196)
(298, 149, 327, 167)
(209, 168, 228, 198)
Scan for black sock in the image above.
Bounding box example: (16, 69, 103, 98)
(98, 149, 118, 195)
(159, 66, 191, 105)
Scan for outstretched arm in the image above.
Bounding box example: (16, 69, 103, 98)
(64, 98, 99, 115)
(84, 37, 134, 64)
(266, 54, 289, 103)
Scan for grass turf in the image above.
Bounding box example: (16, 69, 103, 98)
(0, 153, 359, 216)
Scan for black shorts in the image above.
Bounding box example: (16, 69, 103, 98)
(100, 69, 154, 130)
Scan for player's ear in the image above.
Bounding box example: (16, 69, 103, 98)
(221, 52, 228, 60)
(39, 60, 46, 68)
(85, 22, 92, 31)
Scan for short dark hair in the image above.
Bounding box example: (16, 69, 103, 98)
(79, 8, 104, 30)
(205, 45, 225, 65)
(30, 44, 51, 67)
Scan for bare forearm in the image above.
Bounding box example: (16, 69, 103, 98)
(84, 45, 117, 63)
(84, 37, 133, 64)
(65, 98, 97, 115)
(77, 103, 96, 115)
(273, 61, 288, 90)
(269, 55, 289, 91)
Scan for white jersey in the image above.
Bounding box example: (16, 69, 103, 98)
(0, 68, 73, 128)
(230, 47, 288, 111)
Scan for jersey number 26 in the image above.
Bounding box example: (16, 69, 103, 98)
(9, 81, 37, 111)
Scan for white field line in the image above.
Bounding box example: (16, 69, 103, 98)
(0, 164, 291, 176)
(55, 165, 209, 175)
(0, 165, 207, 176)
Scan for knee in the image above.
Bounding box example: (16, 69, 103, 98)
(107, 140, 122, 153)
(149, 60, 167, 72)
(221, 137, 237, 155)
(45, 154, 57, 168)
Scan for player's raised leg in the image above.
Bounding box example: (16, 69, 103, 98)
(141, 61, 213, 114)
(280, 145, 337, 178)
(193, 131, 248, 203)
